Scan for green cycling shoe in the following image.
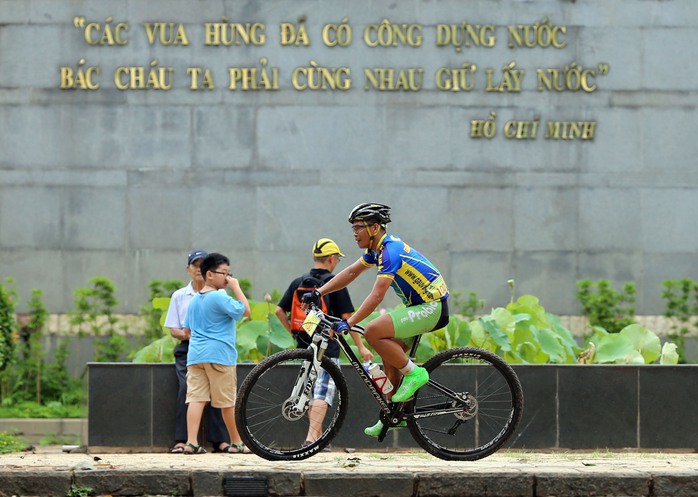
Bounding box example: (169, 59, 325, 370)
(391, 366, 429, 402)
(364, 419, 407, 437)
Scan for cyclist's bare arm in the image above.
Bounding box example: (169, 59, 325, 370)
(318, 259, 368, 295)
(346, 276, 392, 328)
(343, 311, 374, 362)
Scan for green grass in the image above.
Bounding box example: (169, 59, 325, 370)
(0, 401, 85, 419)
(0, 430, 27, 454)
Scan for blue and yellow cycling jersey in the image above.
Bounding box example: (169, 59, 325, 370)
(360, 233, 449, 306)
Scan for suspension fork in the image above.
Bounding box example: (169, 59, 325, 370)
(289, 336, 328, 412)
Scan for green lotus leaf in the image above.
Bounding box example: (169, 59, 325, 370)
(622, 350, 645, 364)
(237, 320, 268, 349)
(449, 316, 472, 347)
(594, 333, 634, 363)
(491, 307, 516, 339)
(536, 327, 567, 363)
(468, 319, 496, 352)
(480, 316, 511, 352)
(516, 340, 546, 364)
(269, 316, 294, 349)
(584, 326, 609, 349)
(619, 324, 661, 363)
(660, 342, 679, 365)
(250, 301, 275, 321)
(132, 334, 176, 363)
(513, 313, 531, 323)
(508, 295, 549, 327)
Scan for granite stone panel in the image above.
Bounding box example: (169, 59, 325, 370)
(653, 474, 698, 497)
(509, 365, 557, 449)
(304, 473, 414, 497)
(578, 188, 644, 251)
(89, 364, 154, 447)
(447, 188, 515, 252)
(586, 109, 645, 173)
(449, 251, 515, 311)
(152, 364, 178, 448)
(0, 187, 63, 249)
(129, 186, 194, 249)
(511, 252, 578, 315)
(62, 188, 128, 250)
(193, 106, 256, 168)
(76, 471, 191, 496)
(643, 109, 698, 174)
(416, 473, 533, 497)
(644, 29, 698, 91)
(558, 366, 638, 449)
(257, 106, 386, 170)
(0, 473, 72, 497)
(639, 366, 698, 449)
(514, 187, 579, 251)
(536, 473, 650, 497)
(642, 188, 698, 253)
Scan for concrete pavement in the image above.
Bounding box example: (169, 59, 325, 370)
(1, 446, 697, 497)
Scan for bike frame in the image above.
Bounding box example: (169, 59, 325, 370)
(305, 312, 468, 441)
(236, 304, 523, 461)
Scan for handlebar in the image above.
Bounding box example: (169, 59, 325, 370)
(304, 302, 364, 335)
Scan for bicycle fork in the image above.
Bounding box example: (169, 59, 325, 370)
(283, 337, 328, 421)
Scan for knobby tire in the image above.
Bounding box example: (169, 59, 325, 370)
(406, 346, 523, 461)
(235, 348, 348, 461)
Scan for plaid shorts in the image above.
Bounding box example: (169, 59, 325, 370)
(312, 357, 339, 406)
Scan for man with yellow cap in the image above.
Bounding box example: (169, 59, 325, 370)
(275, 238, 373, 450)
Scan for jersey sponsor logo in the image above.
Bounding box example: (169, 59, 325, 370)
(397, 267, 447, 301)
(405, 301, 439, 323)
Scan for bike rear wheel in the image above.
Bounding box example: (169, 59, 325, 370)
(235, 348, 348, 461)
(407, 347, 523, 461)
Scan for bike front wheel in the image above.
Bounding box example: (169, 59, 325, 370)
(235, 348, 348, 460)
(407, 347, 523, 461)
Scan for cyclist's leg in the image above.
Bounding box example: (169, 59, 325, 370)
(389, 301, 448, 402)
(363, 314, 407, 394)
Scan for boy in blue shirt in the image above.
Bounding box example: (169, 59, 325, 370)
(183, 252, 251, 454)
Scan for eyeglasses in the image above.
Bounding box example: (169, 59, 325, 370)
(211, 270, 232, 278)
(351, 224, 367, 233)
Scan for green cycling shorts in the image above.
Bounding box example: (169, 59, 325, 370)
(389, 299, 449, 341)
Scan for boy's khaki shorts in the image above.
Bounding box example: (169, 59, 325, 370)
(185, 363, 237, 408)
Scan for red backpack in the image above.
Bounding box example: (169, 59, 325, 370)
(289, 274, 331, 332)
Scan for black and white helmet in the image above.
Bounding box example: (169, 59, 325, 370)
(348, 203, 391, 225)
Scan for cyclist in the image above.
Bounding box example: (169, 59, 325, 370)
(303, 202, 450, 437)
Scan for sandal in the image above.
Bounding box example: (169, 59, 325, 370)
(213, 443, 234, 453)
(170, 443, 186, 454)
(213, 442, 242, 454)
(229, 443, 251, 454)
(182, 442, 207, 455)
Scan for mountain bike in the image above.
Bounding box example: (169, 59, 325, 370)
(234, 304, 523, 461)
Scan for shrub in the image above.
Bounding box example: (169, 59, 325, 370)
(576, 279, 636, 333)
(661, 278, 698, 362)
(0, 278, 18, 373)
(70, 276, 126, 362)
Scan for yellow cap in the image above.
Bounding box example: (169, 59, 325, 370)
(312, 238, 344, 257)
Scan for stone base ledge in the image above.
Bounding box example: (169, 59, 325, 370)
(0, 418, 86, 444)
